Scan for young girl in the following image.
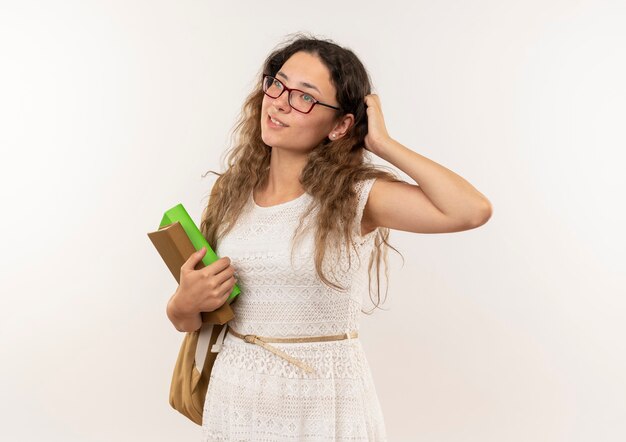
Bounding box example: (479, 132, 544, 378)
(167, 33, 492, 441)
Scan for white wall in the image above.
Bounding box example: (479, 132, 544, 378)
(1, 0, 624, 440)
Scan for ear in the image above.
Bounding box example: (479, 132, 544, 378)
(328, 113, 355, 140)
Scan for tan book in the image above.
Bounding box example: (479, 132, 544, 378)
(147, 221, 235, 325)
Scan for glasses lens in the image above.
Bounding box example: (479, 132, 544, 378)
(262, 76, 315, 113)
(263, 76, 283, 98)
(289, 90, 315, 113)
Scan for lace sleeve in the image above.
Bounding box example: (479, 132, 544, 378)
(353, 178, 378, 242)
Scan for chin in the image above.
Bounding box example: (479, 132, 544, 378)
(260, 131, 274, 148)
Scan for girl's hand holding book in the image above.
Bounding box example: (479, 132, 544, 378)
(174, 246, 238, 316)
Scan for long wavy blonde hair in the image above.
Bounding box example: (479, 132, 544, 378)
(200, 33, 404, 313)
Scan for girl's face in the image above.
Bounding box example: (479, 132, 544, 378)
(261, 51, 348, 152)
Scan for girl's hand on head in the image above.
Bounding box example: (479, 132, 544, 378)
(363, 94, 392, 156)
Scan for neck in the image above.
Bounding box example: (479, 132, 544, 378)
(261, 147, 308, 197)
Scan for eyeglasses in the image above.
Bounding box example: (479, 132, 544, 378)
(262, 74, 341, 114)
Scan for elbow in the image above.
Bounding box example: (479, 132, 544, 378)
(172, 322, 188, 333)
(166, 299, 200, 333)
(170, 316, 201, 333)
(468, 200, 493, 229)
(176, 323, 199, 333)
(472, 200, 493, 227)
(169, 315, 202, 333)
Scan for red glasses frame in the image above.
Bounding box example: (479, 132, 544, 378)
(262, 74, 341, 114)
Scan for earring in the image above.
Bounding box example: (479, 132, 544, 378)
(331, 133, 337, 139)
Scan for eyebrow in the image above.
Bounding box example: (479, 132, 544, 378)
(276, 71, 321, 95)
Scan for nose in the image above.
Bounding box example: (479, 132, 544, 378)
(272, 89, 292, 113)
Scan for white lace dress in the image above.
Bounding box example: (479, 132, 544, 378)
(201, 178, 387, 441)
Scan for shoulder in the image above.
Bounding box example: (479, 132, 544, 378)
(356, 178, 379, 237)
(361, 178, 421, 232)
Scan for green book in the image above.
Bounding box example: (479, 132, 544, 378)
(159, 203, 240, 302)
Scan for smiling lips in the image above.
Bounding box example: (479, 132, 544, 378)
(268, 114, 288, 127)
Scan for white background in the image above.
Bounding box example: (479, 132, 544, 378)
(1, 0, 625, 440)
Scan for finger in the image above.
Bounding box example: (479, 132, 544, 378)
(365, 95, 380, 109)
(181, 246, 206, 271)
(217, 275, 237, 296)
(213, 265, 236, 286)
(202, 256, 232, 276)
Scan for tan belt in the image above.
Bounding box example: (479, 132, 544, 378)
(227, 326, 359, 374)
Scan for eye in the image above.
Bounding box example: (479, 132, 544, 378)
(272, 79, 283, 88)
(301, 93, 314, 102)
